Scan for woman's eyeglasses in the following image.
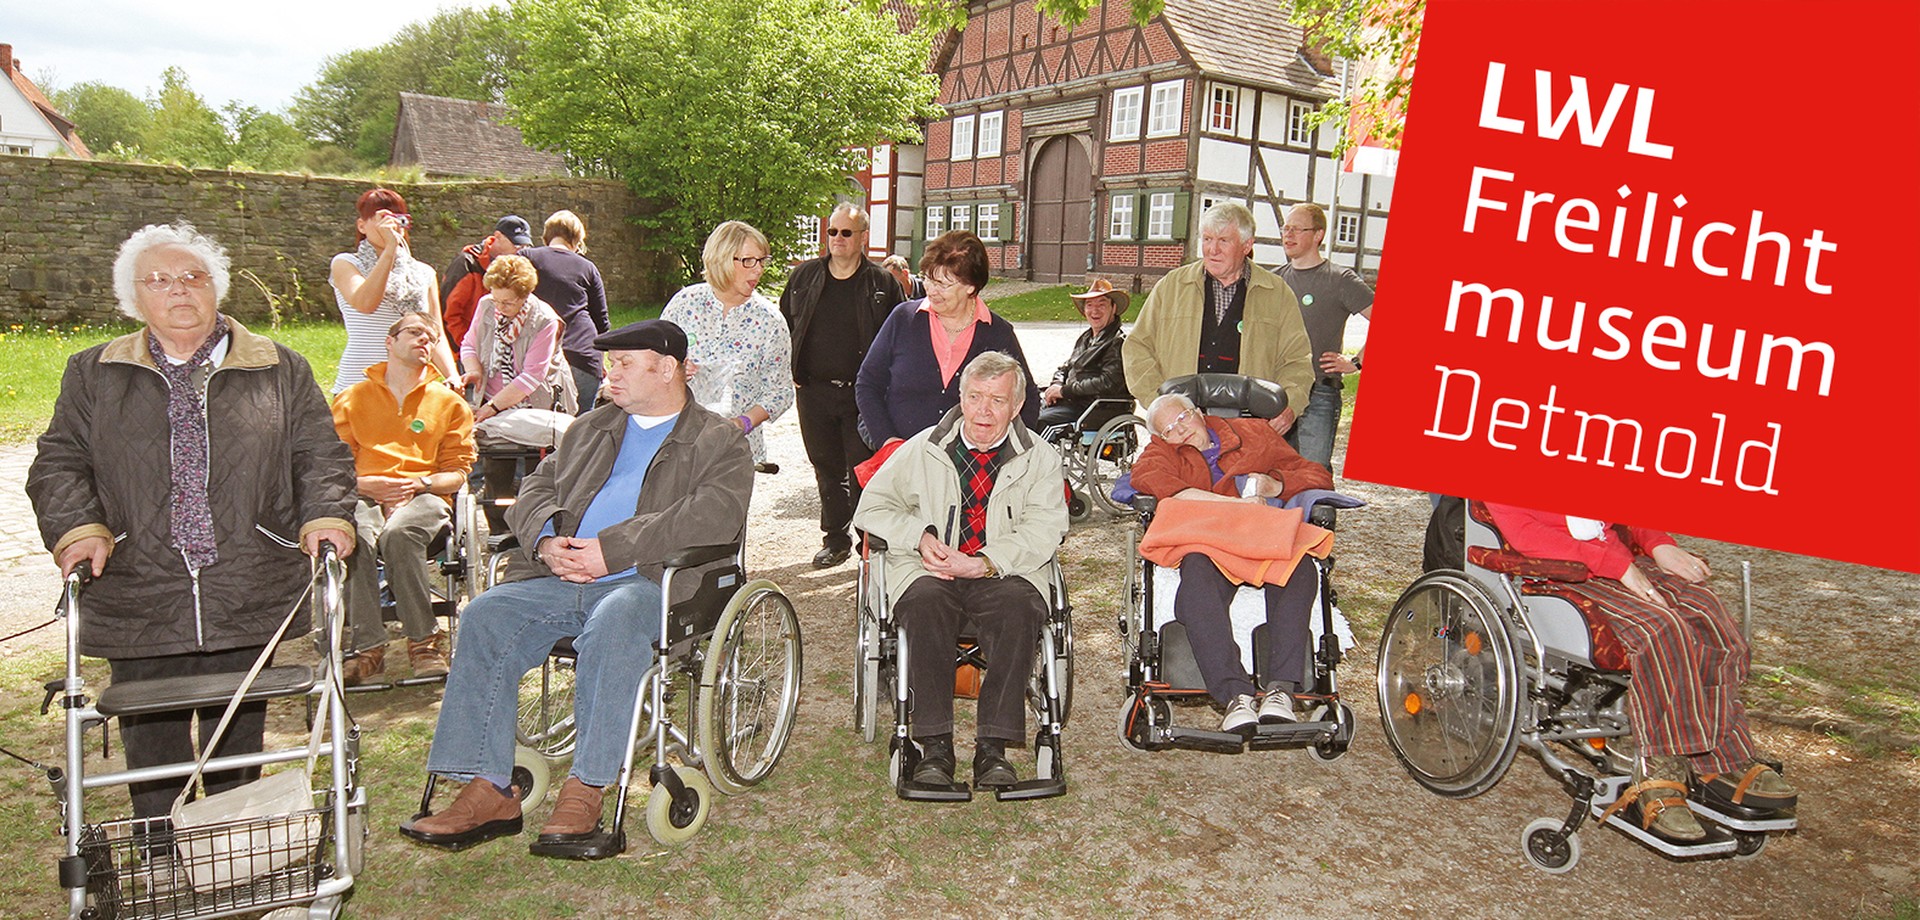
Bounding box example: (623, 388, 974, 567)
(1156, 408, 1198, 437)
(734, 256, 774, 268)
(140, 270, 214, 292)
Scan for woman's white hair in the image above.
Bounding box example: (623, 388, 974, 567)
(1146, 392, 1197, 435)
(112, 221, 231, 320)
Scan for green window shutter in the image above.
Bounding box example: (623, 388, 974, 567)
(1172, 191, 1192, 241)
(1133, 192, 1148, 240)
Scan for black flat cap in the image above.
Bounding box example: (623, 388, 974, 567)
(594, 319, 688, 361)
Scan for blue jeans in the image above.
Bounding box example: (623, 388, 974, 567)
(426, 575, 662, 787)
(1294, 378, 1344, 473)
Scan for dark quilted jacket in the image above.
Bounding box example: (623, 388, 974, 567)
(27, 317, 356, 658)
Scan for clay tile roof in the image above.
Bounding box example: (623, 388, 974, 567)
(1159, 0, 1341, 98)
(8, 63, 91, 158)
(390, 92, 565, 178)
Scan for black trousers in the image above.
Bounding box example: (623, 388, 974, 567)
(797, 383, 872, 552)
(899, 576, 1044, 743)
(1173, 553, 1317, 703)
(109, 645, 271, 819)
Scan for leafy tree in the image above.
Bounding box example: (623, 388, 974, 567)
(144, 67, 228, 167)
(291, 7, 522, 165)
(508, 0, 942, 276)
(223, 104, 308, 171)
(1292, 0, 1424, 153)
(48, 81, 152, 155)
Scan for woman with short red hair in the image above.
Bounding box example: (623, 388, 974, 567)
(329, 188, 459, 393)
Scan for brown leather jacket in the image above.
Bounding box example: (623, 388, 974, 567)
(27, 318, 356, 658)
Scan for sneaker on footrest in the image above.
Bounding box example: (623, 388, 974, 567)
(1220, 694, 1259, 734)
(1258, 688, 1298, 724)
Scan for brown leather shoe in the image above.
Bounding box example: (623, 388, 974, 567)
(537, 777, 605, 840)
(400, 779, 522, 850)
(408, 631, 450, 678)
(342, 645, 385, 686)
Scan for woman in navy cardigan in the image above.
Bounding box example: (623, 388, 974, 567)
(855, 231, 1041, 446)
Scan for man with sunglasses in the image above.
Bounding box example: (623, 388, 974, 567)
(780, 203, 906, 568)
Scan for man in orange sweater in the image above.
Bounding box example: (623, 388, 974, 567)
(332, 312, 476, 684)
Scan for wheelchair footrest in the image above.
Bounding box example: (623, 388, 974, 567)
(996, 777, 1067, 801)
(1162, 726, 1253, 754)
(529, 827, 626, 860)
(97, 666, 315, 717)
(1247, 717, 1338, 749)
(896, 779, 972, 802)
(1687, 797, 1797, 833)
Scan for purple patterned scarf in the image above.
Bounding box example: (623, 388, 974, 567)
(147, 316, 229, 571)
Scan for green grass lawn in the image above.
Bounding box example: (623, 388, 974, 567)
(980, 283, 1082, 322)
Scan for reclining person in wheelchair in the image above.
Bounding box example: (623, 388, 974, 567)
(402, 319, 752, 852)
(852, 351, 1069, 792)
(1484, 503, 1796, 842)
(1132, 391, 1332, 732)
(331, 312, 475, 684)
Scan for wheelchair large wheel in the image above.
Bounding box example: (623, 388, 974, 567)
(1086, 414, 1146, 516)
(698, 581, 803, 795)
(854, 580, 885, 743)
(516, 657, 578, 758)
(1376, 572, 1523, 798)
(1028, 606, 1074, 727)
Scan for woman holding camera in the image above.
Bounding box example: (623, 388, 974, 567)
(329, 188, 459, 394)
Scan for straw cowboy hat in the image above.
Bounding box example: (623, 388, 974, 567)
(1070, 278, 1130, 318)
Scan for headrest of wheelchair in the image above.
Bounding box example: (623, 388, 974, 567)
(1157, 374, 1287, 419)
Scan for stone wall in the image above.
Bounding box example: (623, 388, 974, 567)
(0, 155, 674, 327)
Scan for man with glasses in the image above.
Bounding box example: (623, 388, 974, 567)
(1278, 203, 1375, 476)
(1122, 202, 1313, 435)
(331, 313, 476, 684)
(780, 203, 905, 568)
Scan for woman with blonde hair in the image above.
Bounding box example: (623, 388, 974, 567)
(459, 254, 577, 420)
(661, 220, 793, 470)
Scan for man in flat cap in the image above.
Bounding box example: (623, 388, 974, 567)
(402, 319, 753, 856)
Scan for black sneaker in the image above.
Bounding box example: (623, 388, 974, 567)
(812, 545, 851, 568)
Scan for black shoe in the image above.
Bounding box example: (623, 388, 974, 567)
(972, 740, 1018, 790)
(812, 545, 851, 568)
(755, 462, 780, 474)
(911, 738, 956, 786)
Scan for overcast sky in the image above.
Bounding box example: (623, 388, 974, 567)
(6, 1, 502, 111)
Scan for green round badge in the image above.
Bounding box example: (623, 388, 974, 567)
(1236, 320, 1244, 333)
(1302, 294, 1315, 306)
(410, 419, 426, 432)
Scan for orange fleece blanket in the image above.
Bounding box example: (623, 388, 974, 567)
(1137, 497, 1334, 586)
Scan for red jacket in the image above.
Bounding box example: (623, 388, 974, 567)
(440, 237, 496, 348)
(1131, 415, 1332, 502)
(1483, 503, 1677, 581)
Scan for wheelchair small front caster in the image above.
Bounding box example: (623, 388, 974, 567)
(1520, 817, 1580, 873)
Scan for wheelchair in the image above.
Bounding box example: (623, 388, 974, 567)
(1114, 373, 1361, 759)
(1375, 500, 1797, 872)
(850, 531, 1074, 802)
(45, 548, 364, 919)
(412, 540, 803, 853)
(344, 485, 487, 691)
(1041, 398, 1147, 523)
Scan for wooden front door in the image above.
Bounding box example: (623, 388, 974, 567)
(1026, 135, 1093, 283)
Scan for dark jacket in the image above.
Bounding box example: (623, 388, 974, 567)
(27, 318, 357, 658)
(519, 245, 611, 376)
(853, 299, 1042, 446)
(778, 256, 903, 384)
(1050, 322, 1130, 403)
(503, 391, 753, 600)
(439, 237, 495, 348)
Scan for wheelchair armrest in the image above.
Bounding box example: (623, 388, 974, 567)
(663, 543, 740, 569)
(1467, 546, 1591, 582)
(496, 534, 521, 552)
(1130, 494, 1158, 516)
(858, 529, 888, 554)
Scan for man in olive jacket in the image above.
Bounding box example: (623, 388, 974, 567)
(404, 319, 752, 855)
(852, 351, 1068, 793)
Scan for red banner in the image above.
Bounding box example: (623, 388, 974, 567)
(1345, 0, 1920, 571)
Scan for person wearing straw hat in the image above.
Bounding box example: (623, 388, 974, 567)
(1038, 277, 1133, 436)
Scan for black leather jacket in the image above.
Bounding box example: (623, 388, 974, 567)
(779, 256, 905, 384)
(1050, 322, 1130, 404)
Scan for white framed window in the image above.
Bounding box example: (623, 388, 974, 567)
(1146, 192, 1176, 239)
(950, 204, 972, 233)
(977, 110, 1004, 158)
(925, 206, 946, 239)
(950, 114, 976, 160)
(1199, 194, 1241, 214)
(977, 203, 1001, 241)
(1336, 212, 1362, 246)
(1147, 80, 1184, 137)
(1108, 194, 1136, 240)
(1288, 100, 1317, 147)
(795, 216, 819, 254)
(1208, 84, 1238, 134)
(1108, 87, 1143, 140)
(3, 144, 30, 156)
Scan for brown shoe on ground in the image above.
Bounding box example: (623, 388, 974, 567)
(342, 645, 385, 686)
(399, 779, 522, 850)
(408, 630, 450, 678)
(538, 777, 606, 840)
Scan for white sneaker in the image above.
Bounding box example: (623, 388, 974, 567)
(1220, 694, 1260, 734)
(1258, 688, 1298, 724)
